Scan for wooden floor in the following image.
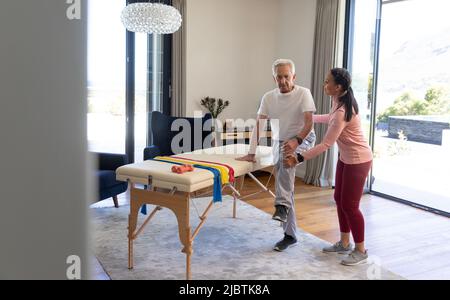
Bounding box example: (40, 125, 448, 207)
(241, 173, 450, 280)
(92, 173, 450, 280)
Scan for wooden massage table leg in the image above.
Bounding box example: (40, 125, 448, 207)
(127, 184, 139, 270)
(238, 175, 245, 193)
(233, 193, 237, 219)
(246, 171, 276, 198)
(228, 182, 241, 219)
(127, 184, 194, 279)
(237, 175, 246, 217)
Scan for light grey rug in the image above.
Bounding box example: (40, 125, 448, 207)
(92, 196, 403, 280)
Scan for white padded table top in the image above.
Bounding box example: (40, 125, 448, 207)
(116, 144, 273, 192)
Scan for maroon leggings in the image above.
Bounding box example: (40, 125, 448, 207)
(334, 159, 372, 244)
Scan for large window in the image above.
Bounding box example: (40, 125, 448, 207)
(373, 0, 450, 214)
(134, 33, 166, 162)
(87, 0, 126, 154)
(345, 0, 378, 151)
(346, 0, 450, 216)
(88, 0, 172, 163)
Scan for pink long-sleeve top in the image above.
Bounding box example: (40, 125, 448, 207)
(302, 98, 373, 165)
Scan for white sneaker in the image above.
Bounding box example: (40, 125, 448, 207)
(322, 241, 353, 254)
(341, 249, 368, 266)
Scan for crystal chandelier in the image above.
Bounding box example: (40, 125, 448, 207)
(121, 3, 182, 34)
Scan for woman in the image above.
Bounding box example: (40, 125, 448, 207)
(283, 68, 373, 266)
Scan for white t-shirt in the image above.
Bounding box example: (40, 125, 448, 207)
(257, 85, 316, 142)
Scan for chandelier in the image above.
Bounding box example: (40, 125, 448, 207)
(121, 3, 182, 34)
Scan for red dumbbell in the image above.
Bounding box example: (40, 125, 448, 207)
(172, 164, 194, 174)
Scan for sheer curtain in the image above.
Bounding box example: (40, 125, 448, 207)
(304, 0, 340, 186)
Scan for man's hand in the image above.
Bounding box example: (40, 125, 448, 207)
(282, 139, 298, 156)
(283, 153, 298, 168)
(235, 154, 256, 163)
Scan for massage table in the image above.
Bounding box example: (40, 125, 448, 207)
(116, 144, 275, 280)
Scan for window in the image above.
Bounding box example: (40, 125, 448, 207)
(346, 0, 450, 216)
(87, 0, 126, 154)
(88, 0, 172, 163)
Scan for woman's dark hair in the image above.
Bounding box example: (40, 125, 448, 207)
(330, 68, 359, 122)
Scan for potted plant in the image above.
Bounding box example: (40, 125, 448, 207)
(200, 97, 230, 146)
(200, 96, 230, 131)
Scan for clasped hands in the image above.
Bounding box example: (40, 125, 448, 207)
(282, 139, 300, 168)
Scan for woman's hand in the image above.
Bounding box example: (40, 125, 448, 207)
(281, 139, 298, 155)
(283, 153, 299, 168)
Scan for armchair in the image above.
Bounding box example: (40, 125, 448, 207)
(143, 111, 213, 160)
(93, 152, 129, 207)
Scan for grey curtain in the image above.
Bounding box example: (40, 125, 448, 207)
(304, 0, 340, 186)
(172, 0, 186, 117)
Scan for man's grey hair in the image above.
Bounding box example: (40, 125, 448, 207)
(272, 59, 296, 76)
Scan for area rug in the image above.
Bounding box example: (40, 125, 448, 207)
(91, 196, 403, 280)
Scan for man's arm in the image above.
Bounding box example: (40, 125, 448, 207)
(282, 111, 313, 154)
(236, 115, 268, 162)
(297, 111, 313, 141)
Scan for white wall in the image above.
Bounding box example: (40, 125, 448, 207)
(277, 0, 317, 178)
(0, 0, 89, 279)
(277, 0, 317, 89)
(185, 0, 317, 177)
(186, 0, 280, 121)
(185, 0, 317, 121)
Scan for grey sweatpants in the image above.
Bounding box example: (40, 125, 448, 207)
(274, 131, 316, 239)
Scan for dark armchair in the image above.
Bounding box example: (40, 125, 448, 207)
(93, 152, 129, 207)
(144, 111, 213, 160)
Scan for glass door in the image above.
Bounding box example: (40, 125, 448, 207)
(371, 0, 450, 215)
(344, 0, 380, 190)
(346, 0, 450, 216)
(134, 33, 170, 162)
(128, 0, 173, 163)
(89, 0, 173, 163)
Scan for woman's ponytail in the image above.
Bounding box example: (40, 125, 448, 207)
(331, 68, 359, 122)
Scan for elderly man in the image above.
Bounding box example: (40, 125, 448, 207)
(237, 59, 316, 251)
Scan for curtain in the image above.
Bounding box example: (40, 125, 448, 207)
(171, 0, 186, 117)
(304, 0, 340, 186)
